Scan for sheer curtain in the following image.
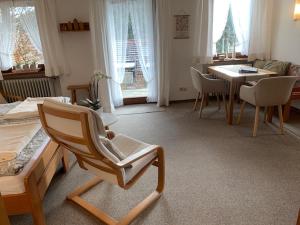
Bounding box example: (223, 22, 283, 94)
(155, 0, 171, 106)
(106, 0, 129, 107)
(193, 0, 214, 64)
(90, 0, 114, 113)
(0, 1, 16, 80)
(19, 7, 42, 53)
(248, 0, 274, 60)
(129, 0, 157, 102)
(212, 0, 229, 54)
(34, 0, 69, 76)
(231, 0, 251, 55)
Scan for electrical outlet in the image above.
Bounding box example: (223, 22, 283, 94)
(179, 87, 187, 92)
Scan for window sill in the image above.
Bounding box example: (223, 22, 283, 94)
(2, 70, 46, 80)
(213, 57, 249, 63)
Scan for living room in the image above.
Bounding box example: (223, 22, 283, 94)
(0, 0, 300, 225)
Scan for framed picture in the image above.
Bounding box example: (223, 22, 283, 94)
(174, 15, 190, 39)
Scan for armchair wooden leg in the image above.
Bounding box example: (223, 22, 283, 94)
(223, 94, 228, 119)
(264, 107, 268, 123)
(66, 149, 165, 225)
(278, 105, 284, 134)
(297, 209, 300, 225)
(237, 101, 246, 125)
(193, 92, 201, 111)
(283, 99, 292, 122)
(217, 95, 221, 110)
(253, 106, 260, 137)
(199, 95, 205, 118)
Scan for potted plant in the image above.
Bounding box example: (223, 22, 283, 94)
(81, 71, 111, 110)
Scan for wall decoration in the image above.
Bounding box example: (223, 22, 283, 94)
(174, 15, 190, 39)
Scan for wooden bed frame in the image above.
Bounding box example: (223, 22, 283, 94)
(2, 139, 69, 225)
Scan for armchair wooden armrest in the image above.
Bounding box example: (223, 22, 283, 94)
(116, 145, 160, 168)
(67, 84, 90, 104)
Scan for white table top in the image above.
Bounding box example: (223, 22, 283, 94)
(208, 65, 277, 81)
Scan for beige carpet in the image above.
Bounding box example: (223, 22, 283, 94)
(11, 102, 300, 225)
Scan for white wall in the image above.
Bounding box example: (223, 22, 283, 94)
(55, 0, 94, 97)
(55, 0, 198, 101)
(272, 0, 300, 64)
(169, 0, 198, 101)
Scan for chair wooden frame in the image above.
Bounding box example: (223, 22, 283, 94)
(38, 104, 165, 225)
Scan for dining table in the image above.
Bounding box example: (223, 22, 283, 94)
(208, 64, 277, 125)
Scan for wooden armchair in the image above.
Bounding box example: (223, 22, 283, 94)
(67, 84, 90, 104)
(283, 65, 300, 121)
(38, 100, 165, 225)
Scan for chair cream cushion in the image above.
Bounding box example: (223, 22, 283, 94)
(111, 134, 157, 184)
(43, 100, 121, 164)
(99, 137, 127, 161)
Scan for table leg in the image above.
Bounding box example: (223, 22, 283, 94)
(267, 106, 274, 123)
(227, 81, 235, 125)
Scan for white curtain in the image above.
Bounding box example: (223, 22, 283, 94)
(33, 0, 69, 76)
(155, 0, 171, 106)
(90, 0, 114, 113)
(0, 0, 16, 80)
(231, 0, 251, 55)
(129, 0, 157, 102)
(19, 7, 42, 54)
(106, 0, 129, 107)
(212, 0, 229, 54)
(248, 0, 274, 61)
(193, 0, 214, 64)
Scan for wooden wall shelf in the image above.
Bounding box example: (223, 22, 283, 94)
(60, 21, 90, 32)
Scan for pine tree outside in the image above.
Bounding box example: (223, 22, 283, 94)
(216, 5, 238, 55)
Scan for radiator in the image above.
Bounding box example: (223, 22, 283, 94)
(1, 78, 56, 101)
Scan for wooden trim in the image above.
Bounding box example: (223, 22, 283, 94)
(123, 97, 147, 105)
(2, 71, 46, 80)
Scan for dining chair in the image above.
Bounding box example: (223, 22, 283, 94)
(190, 66, 227, 118)
(237, 76, 298, 137)
(37, 100, 165, 225)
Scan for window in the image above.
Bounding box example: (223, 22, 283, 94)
(120, 15, 147, 98)
(13, 6, 43, 69)
(0, 2, 43, 73)
(213, 0, 251, 57)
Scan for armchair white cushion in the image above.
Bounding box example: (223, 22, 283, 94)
(191, 66, 227, 118)
(238, 76, 298, 136)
